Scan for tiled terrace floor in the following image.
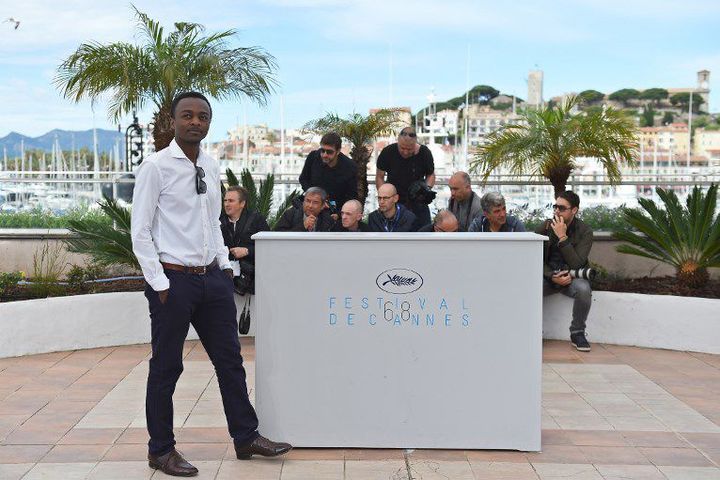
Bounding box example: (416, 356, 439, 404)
(1, 339, 719, 479)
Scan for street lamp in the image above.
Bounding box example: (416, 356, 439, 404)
(125, 112, 143, 171)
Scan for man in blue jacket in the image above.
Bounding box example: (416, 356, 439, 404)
(468, 192, 526, 232)
(368, 183, 416, 232)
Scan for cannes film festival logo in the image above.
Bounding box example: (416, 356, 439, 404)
(376, 268, 424, 294)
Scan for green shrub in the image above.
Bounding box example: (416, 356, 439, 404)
(30, 243, 67, 298)
(0, 271, 23, 296)
(0, 207, 110, 229)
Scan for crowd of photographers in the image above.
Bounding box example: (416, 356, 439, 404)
(223, 128, 595, 352)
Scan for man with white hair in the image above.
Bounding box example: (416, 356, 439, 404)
(334, 199, 370, 232)
(468, 192, 526, 232)
(375, 127, 435, 230)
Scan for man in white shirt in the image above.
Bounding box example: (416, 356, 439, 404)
(132, 92, 291, 477)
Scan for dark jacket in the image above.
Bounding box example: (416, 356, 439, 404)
(368, 205, 417, 232)
(299, 150, 358, 208)
(468, 214, 526, 232)
(273, 205, 335, 232)
(535, 217, 594, 279)
(220, 209, 270, 263)
(333, 221, 371, 232)
(448, 191, 483, 231)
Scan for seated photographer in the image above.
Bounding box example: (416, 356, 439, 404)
(333, 199, 370, 232)
(368, 183, 416, 232)
(298, 132, 358, 217)
(468, 192, 526, 232)
(375, 127, 435, 230)
(221, 186, 270, 269)
(535, 190, 594, 352)
(448, 171, 482, 231)
(418, 209, 459, 232)
(274, 186, 335, 232)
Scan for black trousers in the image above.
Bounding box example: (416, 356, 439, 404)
(144, 266, 258, 455)
(408, 202, 431, 231)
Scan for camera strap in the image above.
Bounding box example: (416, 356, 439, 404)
(383, 204, 403, 232)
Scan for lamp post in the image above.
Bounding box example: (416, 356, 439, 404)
(125, 112, 144, 171)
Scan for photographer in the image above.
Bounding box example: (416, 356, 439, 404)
(417, 209, 459, 232)
(299, 132, 358, 216)
(535, 191, 594, 352)
(375, 127, 435, 230)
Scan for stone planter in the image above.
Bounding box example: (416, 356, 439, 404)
(0, 291, 255, 359)
(543, 291, 720, 354)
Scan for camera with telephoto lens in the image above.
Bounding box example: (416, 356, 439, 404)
(327, 200, 338, 215)
(407, 180, 437, 205)
(569, 268, 597, 281)
(553, 267, 597, 281)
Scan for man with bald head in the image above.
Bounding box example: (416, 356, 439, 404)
(368, 183, 416, 232)
(334, 199, 370, 232)
(448, 171, 482, 231)
(375, 127, 435, 230)
(418, 209, 459, 232)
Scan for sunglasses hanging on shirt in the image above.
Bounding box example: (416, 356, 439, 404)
(195, 166, 207, 195)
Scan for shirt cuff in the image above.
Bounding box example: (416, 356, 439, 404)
(147, 274, 170, 292)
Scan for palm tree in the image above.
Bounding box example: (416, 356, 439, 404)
(55, 5, 277, 151)
(64, 197, 139, 270)
(614, 185, 720, 289)
(303, 110, 400, 203)
(471, 96, 638, 198)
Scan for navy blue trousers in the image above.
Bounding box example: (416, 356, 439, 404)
(144, 266, 258, 455)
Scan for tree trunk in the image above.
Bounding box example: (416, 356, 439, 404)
(152, 107, 174, 151)
(547, 167, 572, 199)
(351, 145, 371, 204)
(677, 263, 709, 289)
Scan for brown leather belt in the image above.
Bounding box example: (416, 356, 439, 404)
(161, 259, 218, 275)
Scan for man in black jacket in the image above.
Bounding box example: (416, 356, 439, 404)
(368, 183, 416, 232)
(221, 186, 270, 294)
(274, 187, 335, 232)
(299, 132, 358, 212)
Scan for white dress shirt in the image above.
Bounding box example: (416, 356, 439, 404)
(131, 139, 231, 291)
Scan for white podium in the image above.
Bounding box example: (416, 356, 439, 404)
(253, 232, 545, 451)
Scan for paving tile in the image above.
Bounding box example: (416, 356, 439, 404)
(594, 464, 666, 479)
(407, 449, 468, 461)
(622, 431, 690, 448)
(115, 427, 149, 444)
(174, 442, 229, 461)
(40, 444, 111, 463)
(0, 444, 52, 463)
(175, 427, 229, 444)
(345, 460, 409, 480)
(465, 450, 529, 463)
(532, 463, 603, 479)
(527, 446, 589, 464)
(23, 462, 97, 480)
(658, 466, 720, 479)
(87, 461, 154, 480)
(58, 428, 124, 445)
(215, 457, 283, 480)
(279, 459, 344, 480)
(284, 448, 345, 460)
(639, 447, 714, 467)
(407, 459, 474, 480)
(468, 461, 539, 479)
(102, 443, 148, 461)
(564, 430, 627, 447)
(344, 448, 405, 460)
(578, 446, 651, 465)
(0, 463, 34, 480)
(171, 460, 221, 480)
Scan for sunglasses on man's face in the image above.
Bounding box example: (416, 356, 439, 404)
(399, 131, 417, 138)
(320, 148, 336, 155)
(195, 166, 207, 195)
(552, 204, 570, 212)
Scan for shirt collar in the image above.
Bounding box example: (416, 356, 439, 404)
(169, 138, 206, 163)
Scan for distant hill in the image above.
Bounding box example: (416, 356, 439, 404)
(0, 129, 125, 155)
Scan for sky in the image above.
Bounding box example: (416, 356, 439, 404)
(1, 0, 719, 143)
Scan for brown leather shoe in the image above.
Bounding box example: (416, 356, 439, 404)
(148, 449, 198, 477)
(234, 435, 293, 460)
